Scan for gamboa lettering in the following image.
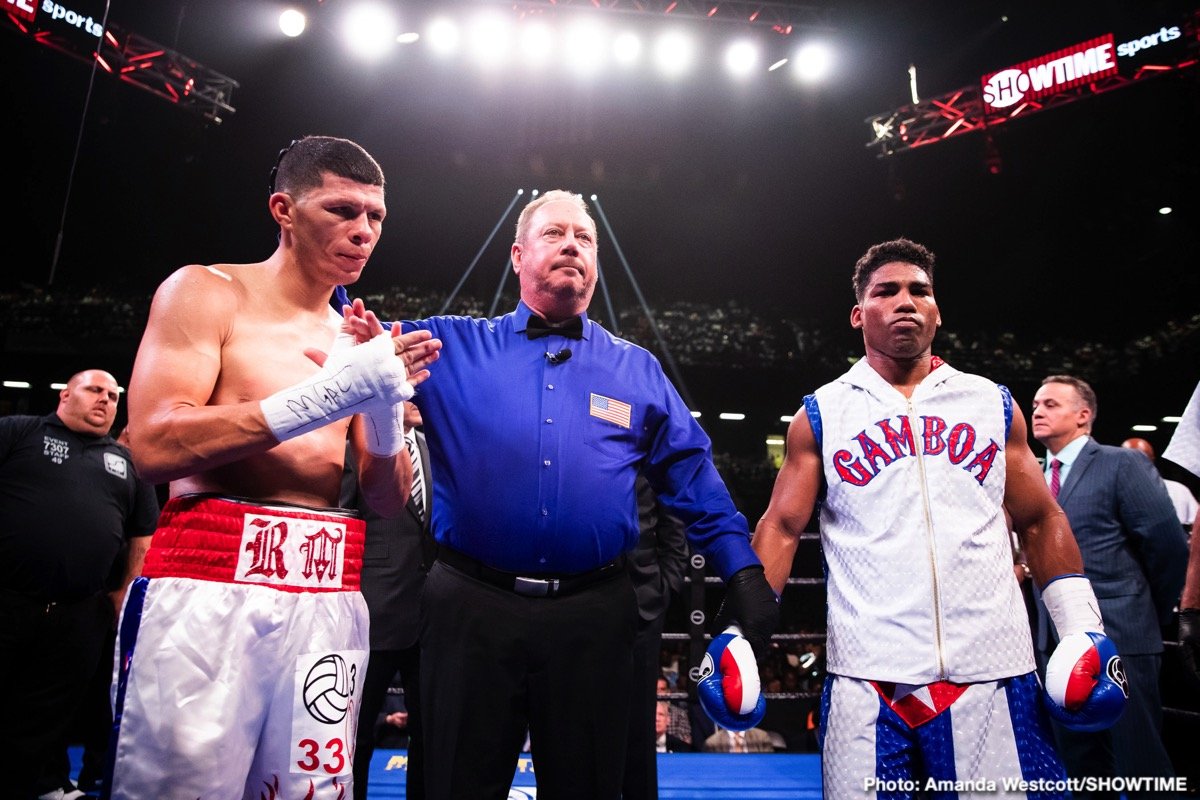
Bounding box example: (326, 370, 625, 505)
(832, 415, 1000, 487)
(40, 0, 103, 36)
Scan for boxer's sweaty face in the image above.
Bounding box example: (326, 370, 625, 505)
(288, 172, 386, 288)
(852, 261, 941, 360)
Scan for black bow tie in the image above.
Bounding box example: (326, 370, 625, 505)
(525, 315, 584, 340)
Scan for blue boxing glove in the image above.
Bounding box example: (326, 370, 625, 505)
(696, 625, 766, 732)
(1043, 630, 1128, 732)
(1040, 574, 1126, 732)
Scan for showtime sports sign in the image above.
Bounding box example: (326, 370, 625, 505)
(981, 35, 1118, 110)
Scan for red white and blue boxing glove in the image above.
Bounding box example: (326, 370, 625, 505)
(1040, 574, 1128, 732)
(697, 625, 766, 732)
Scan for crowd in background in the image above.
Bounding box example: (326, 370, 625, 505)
(3, 286, 1198, 384)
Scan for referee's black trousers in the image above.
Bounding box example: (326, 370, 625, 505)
(420, 560, 637, 799)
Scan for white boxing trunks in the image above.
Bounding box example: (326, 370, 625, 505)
(106, 494, 369, 800)
(819, 673, 1068, 800)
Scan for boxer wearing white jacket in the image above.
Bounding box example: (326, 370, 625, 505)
(752, 239, 1124, 800)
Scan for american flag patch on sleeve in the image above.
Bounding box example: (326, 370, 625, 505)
(590, 393, 632, 429)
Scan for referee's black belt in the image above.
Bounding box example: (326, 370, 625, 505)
(437, 547, 626, 598)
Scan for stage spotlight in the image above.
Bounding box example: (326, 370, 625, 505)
(566, 18, 608, 75)
(396, 31, 420, 45)
(427, 17, 460, 56)
(613, 31, 641, 67)
(519, 21, 554, 68)
(468, 11, 514, 69)
(1158, 206, 1173, 215)
(724, 39, 759, 78)
(792, 41, 832, 82)
(653, 30, 695, 79)
(279, 8, 306, 38)
(342, 4, 398, 59)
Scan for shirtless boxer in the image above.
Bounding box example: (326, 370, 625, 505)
(752, 239, 1124, 799)
(105, 136, 440, 800)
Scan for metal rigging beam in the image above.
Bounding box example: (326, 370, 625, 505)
(503, 0, 835, 33)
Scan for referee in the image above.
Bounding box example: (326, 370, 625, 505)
(397, 190, 778, 799)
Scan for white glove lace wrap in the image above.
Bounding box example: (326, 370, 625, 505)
(1042, 574, 1105, 638)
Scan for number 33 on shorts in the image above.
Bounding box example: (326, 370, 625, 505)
(291, 650, 368, 775)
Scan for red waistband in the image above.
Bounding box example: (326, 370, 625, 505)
(142, 495, 365, 593)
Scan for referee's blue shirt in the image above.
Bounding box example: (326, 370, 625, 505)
(400, 301, 757, 580)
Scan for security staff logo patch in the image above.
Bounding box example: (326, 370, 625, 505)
(104, 452, 128, 479)
(43, 435, 70, 464)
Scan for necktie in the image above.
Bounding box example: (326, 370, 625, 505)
(405, 434, 425, 521)
(525, 314, 584, 340)
(1049, 458, 1062, 500)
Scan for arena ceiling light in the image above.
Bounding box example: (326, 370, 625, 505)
(519, 21, 554, 68)
(467, 11, 515, 69)
(278, 8, 307, 38)
(653, 29, 695, 79)
(341, 3, 399, 59)
(426, 17, 460, 56)
(724, 39, 760, 79)
(1163, 415, 1183, 423)
(613, 30, 642, 67)
(1131, 424, 1158, 432)
(565, 18, 609, 75)
(792, 41, 832, 82)
(2, 381, 31, 389)
(719, 412, 746, 421)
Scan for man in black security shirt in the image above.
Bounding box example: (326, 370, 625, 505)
(0, 369, 160, 800)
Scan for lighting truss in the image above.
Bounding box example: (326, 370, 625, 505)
(503, 0, 836, 33)
(96, 25, 238, 123)
(865, 11, 1198, 157)
(4, 12, 237, 123)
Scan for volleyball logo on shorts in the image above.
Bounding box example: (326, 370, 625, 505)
(303, 653, 357, 724)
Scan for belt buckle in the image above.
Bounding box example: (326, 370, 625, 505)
(513, 577, 559, 597)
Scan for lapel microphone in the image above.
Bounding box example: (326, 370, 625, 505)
(545, 349, 572, 365)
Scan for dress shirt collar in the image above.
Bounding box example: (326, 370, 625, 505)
(1046, 434, 1089, 474)
(515, 300, 591, 341)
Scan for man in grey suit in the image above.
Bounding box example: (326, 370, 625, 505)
(1031, 374, 1187, 798)
(342, 401, 434, 800)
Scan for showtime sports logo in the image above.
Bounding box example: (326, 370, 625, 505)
(3, 0, 103, 36)
(982, 35, 1117, 110)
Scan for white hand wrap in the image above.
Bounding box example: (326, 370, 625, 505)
(1042, 574, 1104, 637)
(261, 332, 414, 444)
